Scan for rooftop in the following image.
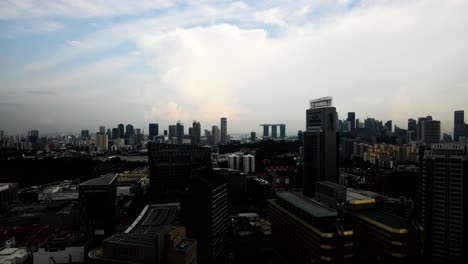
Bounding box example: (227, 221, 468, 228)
(309, 96, 333, 109)
(352, 209, 409, 233)
(276, 191, 337, 218)
(80, 173, 118, 186)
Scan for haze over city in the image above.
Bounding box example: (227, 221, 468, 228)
(1, 0, 468, 135)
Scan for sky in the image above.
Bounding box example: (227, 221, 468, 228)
(1, 0, 468, 136)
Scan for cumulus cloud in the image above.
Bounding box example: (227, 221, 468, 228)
(1, 0, 468, 134)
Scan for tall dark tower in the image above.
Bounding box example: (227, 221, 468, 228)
(220, 117, 227, 145)
(279, 124, 286, 139)
(303, 97, 338, 197)
(422, 143, 468, 263)
(148, 123, 159, 140)
(347, 112, 356, 131)
(176, 121, 184, 144)
(117, 124, 124, 139)
(192, 121, 201, 145)
(454, 110, 465, 142)
(271, 125, 278, 138)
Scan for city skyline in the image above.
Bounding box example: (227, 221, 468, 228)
(1, 0, 468, 134)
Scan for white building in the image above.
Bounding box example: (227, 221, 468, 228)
(243, 154, 255, 174)
(0, 248, 29, 264)
(33, 246, 84, 264)
(96, 133, 108, 151)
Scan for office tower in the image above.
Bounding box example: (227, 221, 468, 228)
(279, 124, 286, 139)
(262, 125, 269, 137)
(243, 154, 255, 173)
(421, 120, 441, 144)
(96, 133, 108, 151)
(182, 167, 228, 263)
(268, 191, 353, 263)
(408, 118, 417, 132)
(422, 143, 468, 263)
(271, 124, 278, 138)
(149, 123, 159, 140)
(250, 131, 256, 142)
(117, 124, 124, 139)
(303, 97, 338, 197)
(211, 126, 220, 145)
(125, 124, 134, 139)
(188, 127, 193, 136)
(79, 173, 118, 237)
(169, 125, 176, 140)
(106, 128, 111, 139)
(220, 117, 227, 145)
(297, 130, 303, 144)
(148, 143, 211, 202)
(135, 128, 142, 143)
(417, 116, 432, 141)
(176, 121, 184, 144)
(29, 130, 39, 144)
(99, 126, 106, 134)
(443, 133, 453, 142)
(385, 120, 392, 132)
(192, 121, 201, 145)
(347, 112, 356, 131)
(454, 110, 465, 142)
(81, 130, 89, 139)
(164, 130, 168, 136)
(111, 128, 119, 140)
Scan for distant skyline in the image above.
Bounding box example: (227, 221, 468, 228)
(1, 0, 468, 135)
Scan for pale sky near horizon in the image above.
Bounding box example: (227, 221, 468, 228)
(1, 0, 468, 136)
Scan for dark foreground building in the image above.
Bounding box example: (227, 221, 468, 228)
(182, 167, 229, 264)
(148, 143, 211, 203)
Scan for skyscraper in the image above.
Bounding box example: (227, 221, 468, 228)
(192, 121, 201, 145)
(454, 110, 465, 142)
(99, 126, 106, 134)
(408, 118, 417, 132)
(149, 123, 159, 140)
(271, 124, 278, 138)
(279, 124, 286, 139)
(81, 130, 89, 139)
(211, 126, 220, 145)
(112, 128, 119, 140)
(176, 121, 184, 144)
(417, 116, 432, 141)
(182, 167, 228, 263)
(169, 125, 176, 140)
(250, 131, 256, 142)
(422, 143, 468, 263)
(147, 143, 211, 203)
(118, 124, 124, 139)
(384, 120, 392, 132)
(125, 124, 134, 139)
(303, 97, 338, 197)
(96, 133, 108, 151)
(220, 117, 227, 145)
(421, 120, 441, 144)
(347, 112, 356, 131)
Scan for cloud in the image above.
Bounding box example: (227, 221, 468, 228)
(0, 0, 174, 20)
(2, 0, 468, 134)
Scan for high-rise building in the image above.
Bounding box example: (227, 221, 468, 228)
(279, 124, 286, 139)
(262, 125, 269, 138)
(79, 173, 118, 238)
(220, 117, 227, 145)
(420, 120, 441, 144)
(176, 122, 184, 144)
(111, 128, 119, 140)
(268, 191, 353, 263)
(211, 126, 220, 145)
(408, 118, 417, 132)
(250, 131, 256, 142)
(454, 110, 465, 142)
(422, 143, 468, 263)
(303, 97, 338, 197)
(118, 124, 124, 139)
(125, 124, 134, 139)
(149, 123, 159, 140)
(297, 130, 303, 144)
(99, 126, 106, 134)
(182, 167, 228, 263)
(347, 112, 356, 131)
(385, 120, 392, 132)
(192, 121, 201, 145)
(169, 125, 177, 140)
(81, 130, 89, 139)
(417, 116, 432, 141)
(271, 124, 278, 138)
(29, 130, 39, 144)
(106, 128, 112, 139)
(148, 143, 211, 203)
(96, 133, 108, 151)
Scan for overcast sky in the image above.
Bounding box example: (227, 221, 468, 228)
(1, 0, 467, 135)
